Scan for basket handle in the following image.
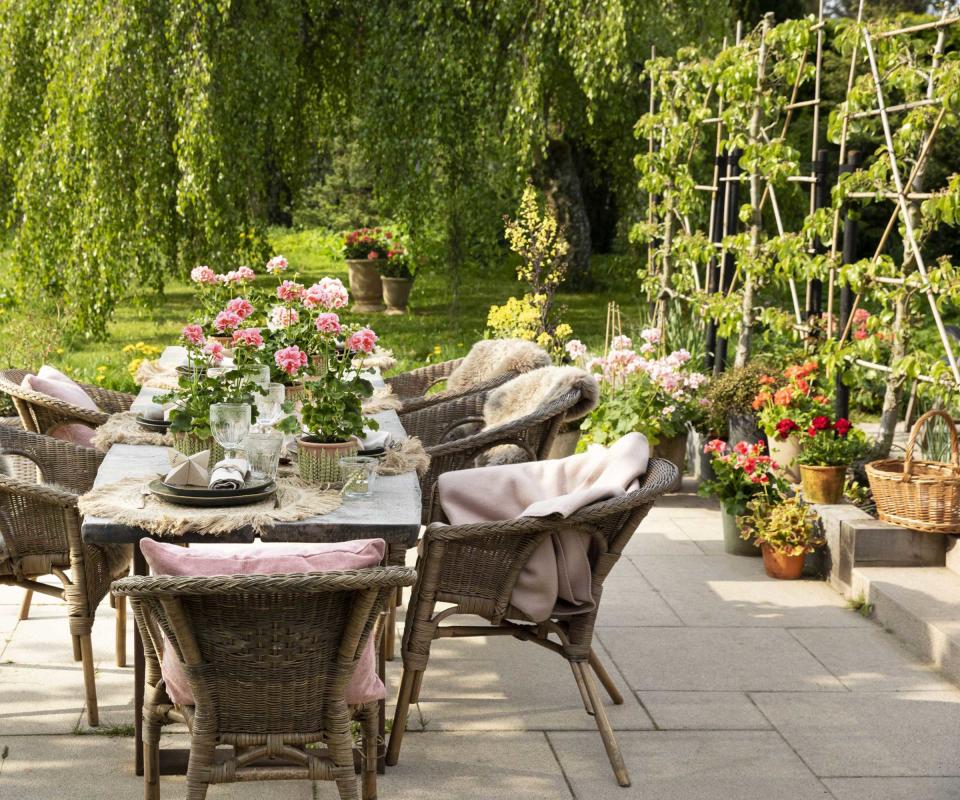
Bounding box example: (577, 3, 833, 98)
(902, 409, 960, 481)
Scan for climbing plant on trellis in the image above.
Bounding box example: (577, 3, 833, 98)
(635, 1, 960, 457)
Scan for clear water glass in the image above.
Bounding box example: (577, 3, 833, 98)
(243, 365, 271, 391)
(244, 429, 284, 481)
(339, 456, 378, 499)
(209, 403, 251, 460)
(254, 382, 286, 430)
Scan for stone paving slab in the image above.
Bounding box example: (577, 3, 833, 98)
(635, 690, 771, 731)
(594, 558, 684, 627)
(751, 691, 960, 777)
(623, 517, 704, 557)
(823, 778, 960, 800)
(548, 730, 834, 800)
(598, 626, 845, 692)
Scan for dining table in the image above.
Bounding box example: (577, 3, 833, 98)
(80, 346, 422, 776)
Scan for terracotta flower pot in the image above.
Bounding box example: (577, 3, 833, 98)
(652, 432, 687, 491)
(799, 464, 846, 504)
(171, 432, 224, 465)
(298, 437, 359, 483)
(760, 543, 805, 580)
(381, 276, 413, 315)
(722, 510, 760, 557)
(769, 435, 801, 482)
(347, 259, 385, 313)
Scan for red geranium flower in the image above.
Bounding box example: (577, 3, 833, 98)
(775, 418, 800, 440)
(811, 416, 831, 431)
(834, 418, 852, 437)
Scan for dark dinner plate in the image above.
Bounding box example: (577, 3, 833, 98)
(136, 414, 171, 432)
(357, 446, 386, 458)
(155, 478, 275, 498)
(148, 479, 276, 508)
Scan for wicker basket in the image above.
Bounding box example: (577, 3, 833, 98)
(866, 409, 960, 534)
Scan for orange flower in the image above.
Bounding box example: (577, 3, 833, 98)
(784, 364, 801, 379)
(758, 375, 776, 386)
(795, 378, 810, 395)
(813, 394, 829, 404)
(752, 391, 771, 411)
(773, 388, 794, 406)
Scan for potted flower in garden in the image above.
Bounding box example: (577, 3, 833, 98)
(159, 324, 264, 460)
(579, 330, 708, 484)
(189, 264, 257, 340)
(752, 360, 831, 481)
(738, 495, 824, 579)
(342, 227, 393, 312)
(698, 440, 788, 556)
(379, 245, 415, 314)
(297, 326, 379, 483)
(795, 416, 869, 504)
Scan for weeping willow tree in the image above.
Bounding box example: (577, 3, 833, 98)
(0, 0, 353, 338)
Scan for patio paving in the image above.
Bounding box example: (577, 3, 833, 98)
(2, 487, 959, 798)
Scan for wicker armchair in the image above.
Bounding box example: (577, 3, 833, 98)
(401, 386, 582, 521)
(386, 458, 679, 787)
(0, 368, 134, 437)
(0, 427, 131, 726)
(113, 567, 417, 800)
(387, 357, 523, 415)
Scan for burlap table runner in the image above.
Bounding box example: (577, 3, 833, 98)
(91, 412, 173, 452)
(361, 385, 403, 414)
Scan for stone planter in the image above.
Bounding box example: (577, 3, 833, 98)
(722, 509, 761, 557)
(800, 464, 846, 505)
(727, 412, 766, 448)
(347, 259, 385, 313)
(761, 543, 805, 580)
(382, 276, 414, 315)
(547, 424, 581, 459)
(171, 431, 224, 465)
(298, 437, 359, 483)
(768, 435, 801, 482)
(652, 432, 687, 491)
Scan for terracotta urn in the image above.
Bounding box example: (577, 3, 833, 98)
(347, 259, 385, 313)
(381, 276, 414, 315)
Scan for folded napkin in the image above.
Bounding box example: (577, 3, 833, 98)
(165, 450, 210, 487)
(209, 457, 250, 491)
(360, 429, 392, 452)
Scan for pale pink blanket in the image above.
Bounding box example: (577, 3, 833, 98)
(437, 432, 650, 621)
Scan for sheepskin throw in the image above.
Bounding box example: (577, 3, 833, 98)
(446, 339, 551, 393)
(478, 366, 599, 465)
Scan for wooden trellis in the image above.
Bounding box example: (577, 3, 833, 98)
(643, 1, 960, 401)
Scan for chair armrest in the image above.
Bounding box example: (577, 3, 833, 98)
(0, 473, 78, 509)
(85, 386, 135, 414)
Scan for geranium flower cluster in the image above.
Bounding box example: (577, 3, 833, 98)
(795, 415, 869, 468)
(705, 440, 780, 485)
(588, 329, 706, 400)
(190, 265, 256, 286)
(698, 439, 789, 517)
(342, 227, 395, 261)
(752, 360, 831, 440)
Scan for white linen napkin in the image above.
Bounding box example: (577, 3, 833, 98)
(165, 450, 210, 487)
(209, 457, 250, 491)
(360, 430, 392, 452)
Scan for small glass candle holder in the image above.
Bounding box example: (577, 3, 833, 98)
(339, 456, 378, 499)
(244, 429, 284, 481)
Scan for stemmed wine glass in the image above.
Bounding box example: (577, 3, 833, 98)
(209, 403, 252, 461)
(254, 382, 286, 432)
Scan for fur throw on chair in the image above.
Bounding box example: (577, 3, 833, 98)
(446, 339, 551, 393)
(478, 366, 600, 465)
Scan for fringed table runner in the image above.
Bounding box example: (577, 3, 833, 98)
(134, 359, 180, 390)
(78, 476, 342, 538)
(91, 412, 173, 452)
(378, 437, 430, 476)
(355, 347, 397, 372)
(361, 386, 403, 414)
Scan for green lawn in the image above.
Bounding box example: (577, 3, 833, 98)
(2, 228, 647, 390)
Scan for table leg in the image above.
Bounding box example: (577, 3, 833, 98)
(133, 545, 147, 777)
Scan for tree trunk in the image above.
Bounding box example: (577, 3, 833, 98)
(543, 137, 592, 288)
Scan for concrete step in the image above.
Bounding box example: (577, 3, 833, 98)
(852, 566, 960, 685)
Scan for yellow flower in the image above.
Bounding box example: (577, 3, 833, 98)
(536, 332, 553, 348)
(554, 323, 573, 340)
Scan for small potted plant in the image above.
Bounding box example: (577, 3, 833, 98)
(380, 245, 415, 314)
(738, 495, 823, 580)
(342, 227, 393, 312)
(698, 439, 788, 556)
(297, 326, 379, 483)
(796, 416, 869, 504)
(752, 360, 830, 481)
(702, 360, 775, 447)
(579, 331, 709, 486)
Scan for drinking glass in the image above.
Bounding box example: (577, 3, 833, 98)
(209, 403, 251, 461)
(339, 456, 378, 499)
(244, 429, 284, 481)
(254, 382, 286, 430)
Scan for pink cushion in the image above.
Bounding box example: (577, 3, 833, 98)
(139, 538, 387, 706)
(21, 370, 99, 447)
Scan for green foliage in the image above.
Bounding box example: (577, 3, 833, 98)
(738, 494, 823, 556)
(795, 418, 870, 466)
(301, 374, 374, 444)
(701, 359, 776, 433)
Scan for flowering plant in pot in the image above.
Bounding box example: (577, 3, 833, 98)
(751, 360, 830, 481)
(297, 326, 379, 483)
(738, 495, 823, 580)
(698, 440, 788, 556)
(189, 265, 257, 337)
(379, 245, 415, 314)
(795, 416, 869, 504)
(579, 330, 708, 481)
(701, 359, 776, 445)
(159, 324, 265, 460)
(342, 227, 394, 312)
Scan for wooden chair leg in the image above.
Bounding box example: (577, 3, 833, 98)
(409, 668, 424, 704)
(185, 732, 214, 800)
(115, 595, 127, 668)
(143, 714, 161, 800)
(72, 634, 82, 662)
(79, 634, 99, 727)
(361, 705, 379, 800)
(570, 660, 595, 715)
(18, 589, 33, 621)
(576, 662, 630, 787)
(386, 667, 419, 766)
(589, 648, 624, 705)
(385, 595, 397, 662)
